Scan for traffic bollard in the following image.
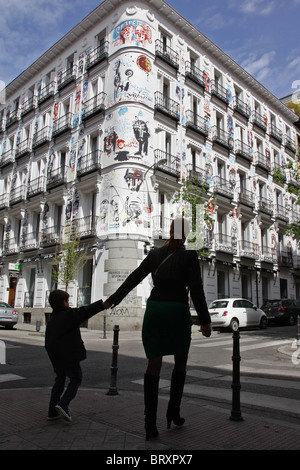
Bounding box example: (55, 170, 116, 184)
(103, 315, 107, 339)
(230, 330, 243, 421)
(107, 324, 120, 395)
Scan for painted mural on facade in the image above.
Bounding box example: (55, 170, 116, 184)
(102, 107, 151, 165)
(98, 168, 151, 235)
(112, 20, 152, 48)
(106, 53, 153, 107)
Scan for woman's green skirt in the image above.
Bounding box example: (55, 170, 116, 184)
(142, 300, 192, 358)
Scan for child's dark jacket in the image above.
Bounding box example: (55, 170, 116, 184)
(45, 300, 103, 368)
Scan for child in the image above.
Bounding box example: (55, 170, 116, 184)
(45, 289, 106, 421)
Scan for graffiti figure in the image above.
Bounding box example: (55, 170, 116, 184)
(134, 24, 152, 46)
(114, 60, 133, 101)
(104, 129, 118, 155)
(123, 195, 142, 225)
(133, 118, 150, 156)
(124, 168, 143, 192)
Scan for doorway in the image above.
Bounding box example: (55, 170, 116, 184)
(8, 277, 17, 307)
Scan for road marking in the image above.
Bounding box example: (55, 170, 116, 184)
(213, 364, 300, 378)
(186, 369, 300, 389)
(131, 375, 300, 416)
(192, 337, 255, 348)
(0, 374, 25, 383)
(224, 339, 291, 352)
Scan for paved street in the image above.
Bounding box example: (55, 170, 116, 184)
(1, 323, 300, 451)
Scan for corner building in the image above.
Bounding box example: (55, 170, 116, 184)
(0, 0, 299, 330)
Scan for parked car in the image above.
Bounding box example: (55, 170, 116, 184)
(260, 299, 300, 326)
(209, 298, 268, 332)
(0, 302, 18, 329)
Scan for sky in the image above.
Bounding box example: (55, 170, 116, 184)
(0, 0, 299, 100)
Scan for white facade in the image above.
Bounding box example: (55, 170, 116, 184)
(0, 0, 299, 330)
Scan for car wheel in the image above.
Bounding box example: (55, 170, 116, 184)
(259, 316, 268, 329)
(288, 315, 296, 326)
(230, 318, 239, 332)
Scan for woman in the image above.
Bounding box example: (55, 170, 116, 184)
(107, 218, 211, 440)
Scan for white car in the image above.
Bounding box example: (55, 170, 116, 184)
(209, 298, 268, 332)
(0, 302, 18, 329)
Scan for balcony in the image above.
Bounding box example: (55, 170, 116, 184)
(215, 233, 237, 254)
(254, 150, 271, 172)
(284, 135, 296, 153)
(185, 111, 209, 137)
(21, 96, 36, 117)
(273, 162, 286, 186)
(258, 196, 273, 215)
(269, 124, 282, 143)
(81, 92, 106, 121)
(2, 237, 18, 255)
(252, 111, 267, 131)
(152, 215, 172, 239)
(154, 149, 180, 178)
(27, 176, 46, 198)
(15, 138, 32, 159)
(276, 203, 289, 222)
(239, 240, 259, 259)
(235, 140, 252, 162)
(211, 127, 233, 151)
(20, 231, 39, 251)
(278, 250, 293, 267)
(211, 176, 233, 199)
(38, 82, 55, 105)
(86, 42, 109, 70)
(186, 164, 209, 188)
(52, 112, 73, 137)
(233, 97, 251, 119)
(154, 92, 180, 122)
(211, 81, 230, 105)
(32, 126, 52, 149)
(291, 210, 300, 225)
(10, 185, 27, 205)
(185, 61, 205, 89)
(77, 150, 101, 177)
(155, 39, 179, 69)
(47, 166, 67, 190)
(0, 193, 9, 210)
(0, 149, 14, 168)
(57, 66, 77, 91)
(260, 246, 277, 264)
(238, 189, 255, 208)
(40, 226, 61, 246)
(72, 216, 97, 238)
(6, 110, 18, 129)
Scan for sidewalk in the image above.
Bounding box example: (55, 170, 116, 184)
(1, 325, 300, 450)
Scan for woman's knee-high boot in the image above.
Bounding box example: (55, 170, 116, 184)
(144, 374, 159, 440)
(166, 370, 186, 429)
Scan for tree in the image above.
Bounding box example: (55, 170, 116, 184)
(285, 147, 300, 246)
(52, 224, 89, 292)
(171, 173, 213, 255)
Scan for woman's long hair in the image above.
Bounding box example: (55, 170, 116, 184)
(165, 218, 190, 252)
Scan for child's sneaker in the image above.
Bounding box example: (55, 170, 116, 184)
(55, 403, 72, 422)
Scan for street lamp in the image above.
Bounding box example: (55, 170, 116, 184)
(143, 158, 167, 179)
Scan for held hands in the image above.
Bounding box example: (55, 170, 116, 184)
(103, 298, 115, 310)
(200, 323, 212, 337)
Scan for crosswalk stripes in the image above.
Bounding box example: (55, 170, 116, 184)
(0, 374, 25, 383)
(131, 334, 300, 419)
